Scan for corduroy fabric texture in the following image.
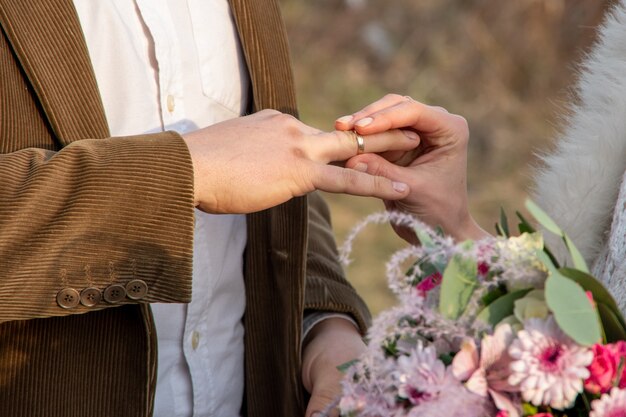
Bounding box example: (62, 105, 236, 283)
(0, 0, 371, 416)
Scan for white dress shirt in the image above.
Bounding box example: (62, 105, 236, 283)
(73, 1, 249, 416)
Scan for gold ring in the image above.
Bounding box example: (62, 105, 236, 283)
(353, 131, 365, 154)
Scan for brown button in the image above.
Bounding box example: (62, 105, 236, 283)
(80, 287, 102, 307)
(57, 288, 80, 309)
(125, 280, 148, 300)
(103, 284, 126, 303)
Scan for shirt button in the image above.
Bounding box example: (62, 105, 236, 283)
(191, 331, 200, 350)
(125, 279, 148, 300)
(103, 284, 126, 304)
(166, 95, 175, 113)
(80, 287, 102, 307)
(57, 288, 80, 309)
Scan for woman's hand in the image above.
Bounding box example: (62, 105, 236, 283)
(336, 94, 489, 242)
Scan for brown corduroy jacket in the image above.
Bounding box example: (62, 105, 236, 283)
(0, 1, 371, 416)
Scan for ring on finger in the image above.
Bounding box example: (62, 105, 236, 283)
(352, 130, 365, 155)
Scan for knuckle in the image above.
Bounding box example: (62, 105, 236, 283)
(277, 113, 298, 124)
(258, 108, 281, 116)
(385, 93, 403, 101)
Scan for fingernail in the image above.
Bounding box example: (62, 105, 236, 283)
(353, 162, 368, 172)
(336, 115, 353, 124)
(355, 117, 373, 127)
(393, 182, 408, 192)
(403, 130, 419, 140)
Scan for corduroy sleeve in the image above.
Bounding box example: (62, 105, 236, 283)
(303, 191, 371, 334)
(0, 132, 195, 322)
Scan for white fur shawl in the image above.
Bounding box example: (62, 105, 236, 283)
(532, 1, 626, 264)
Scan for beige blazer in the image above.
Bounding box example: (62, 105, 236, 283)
(0, 0, 370, 416)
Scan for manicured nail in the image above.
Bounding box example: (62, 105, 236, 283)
(403, 130, 419, 140)
(353, 163, 368, 172)
(393, 182, 408, 192)
(355, 117, 373, 127)
(336, 115, 353, 124)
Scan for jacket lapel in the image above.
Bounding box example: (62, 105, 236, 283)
(0, 0, 110, 144)
(228, 0, 298, 116)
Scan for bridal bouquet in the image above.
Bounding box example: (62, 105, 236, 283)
(336, 201, 626, 417)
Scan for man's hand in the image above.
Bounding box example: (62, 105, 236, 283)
(302, 318, 366, 417)
(182, 109, 420, 214)
(335, 94, 489, 242)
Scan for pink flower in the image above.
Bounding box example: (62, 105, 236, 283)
(397, 343, 493, 416)
(478, 261, 490, 276)
(495, 411, 509, 417)
(586, 291, 595, 307)
(585, 344, 620, 394)
(585, 342, 626, 394)
(452, 324, 521, 417)
(590, 387, 626, 417)
(610, 341, 626, 389)
(531, 414, 553, 417)
(416, 272, 442, 296)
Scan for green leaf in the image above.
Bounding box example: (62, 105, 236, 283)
(597, 303, 626, 343)
(525, 199, 584, 271)
(414, 226, 435, 249)
(481, 286, 506, 306)
(562, 234, 589, 273)
(525, 199, 562, 235)
(475, 288, 533, 326)
(537, 250, 558, 275)
(439, 352, 454, 366)
(499, 207, 510, 237)
(521, 403, 539, 415)
(337, 359, 359, 373)
(439, 252, 478, 320)
(559, 267, 621, 315)
(516, 211, 537, 234)
(544, 271, 602, 346)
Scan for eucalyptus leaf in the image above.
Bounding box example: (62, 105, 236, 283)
(559, 268, 621, 315)
(562, 234, 589, 273)
(475, 288, 532, 326)
(597, 303, 626, 343)
(414, 226, 435, 249)
(439, 252, 478, 320)
(545, 271, 602, 346)
(525, 199, 562, 235)
(537, 250, 558, 275)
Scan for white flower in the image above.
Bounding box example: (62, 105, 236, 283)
(508, 316, 593, 409)
(590, 387, 626, 417)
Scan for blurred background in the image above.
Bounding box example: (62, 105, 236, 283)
(281, 0, 615, 314)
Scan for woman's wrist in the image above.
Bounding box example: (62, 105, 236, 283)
(450, 216, 492, 242)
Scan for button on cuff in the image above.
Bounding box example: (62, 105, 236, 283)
(103, 284, 126, 304)
(57, 288, 80, 309)
(126, 279, 148, 300)
(80, 287, 102, 307)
